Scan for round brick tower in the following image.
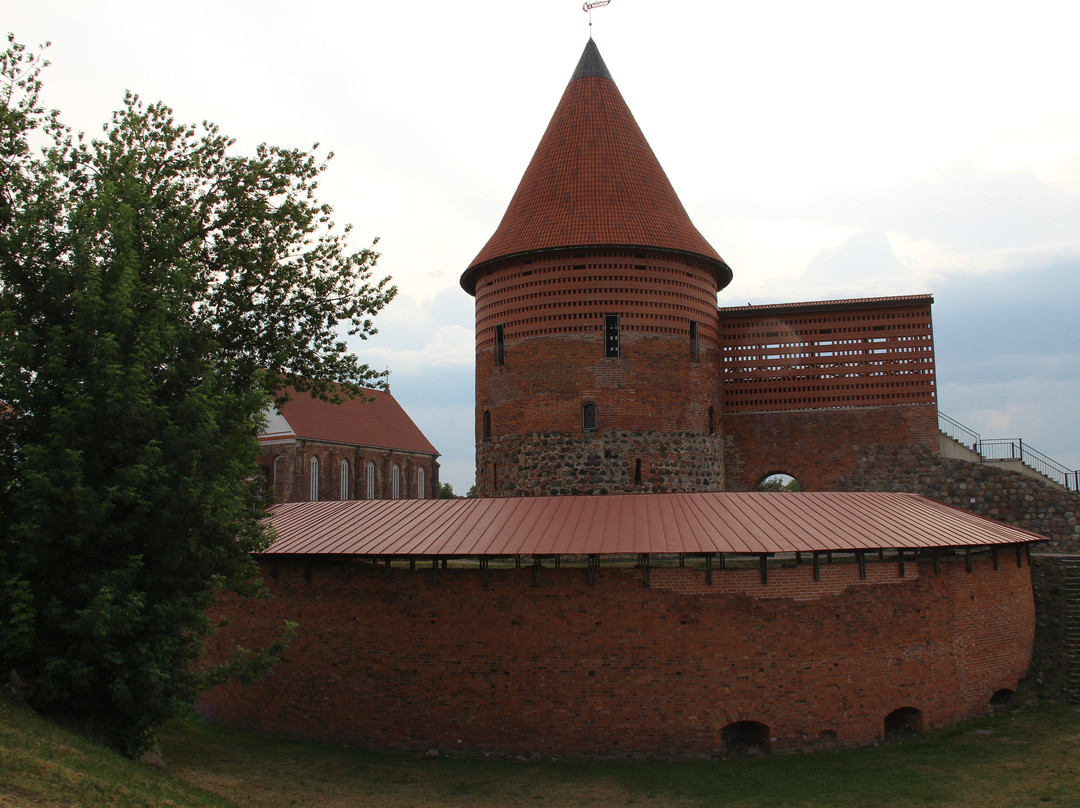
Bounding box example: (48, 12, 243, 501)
(462, 39, 732, 496)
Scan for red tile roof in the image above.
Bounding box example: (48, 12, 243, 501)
(462, 39, 731, 294)
(262, 492, 1043, 557)
(261, 388, 438, 456)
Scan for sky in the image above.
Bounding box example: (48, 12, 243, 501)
(8, 0, 1080, 493)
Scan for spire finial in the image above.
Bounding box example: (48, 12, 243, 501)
(583, 0, 611, 35)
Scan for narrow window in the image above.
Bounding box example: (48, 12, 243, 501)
(392, 464, 401, 499)
(272, 456, 284, 502)
(340, 459, 349, 500)
(495, 324, 506, 366)
(634, 458, 642, 485)
(708, 406, 715, 436)
(604, 314, 620, 357)
(689, 320, 699, 361)
(483, 410, 491, 442)
(492, 463, 498, 492)
(582, 402, 598, 433)
(366, 461, 376, 499)
(417, 467, 426, 499)
(309, 457, 319, 502)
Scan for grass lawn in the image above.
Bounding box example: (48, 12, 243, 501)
(4, 696, 1080, 807)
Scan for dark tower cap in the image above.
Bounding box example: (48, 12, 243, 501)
(461, 39, 732, 294)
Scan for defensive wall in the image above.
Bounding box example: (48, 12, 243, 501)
(202, 551, 1034, 758)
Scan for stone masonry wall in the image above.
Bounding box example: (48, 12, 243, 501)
(201, 552, 1034, 758)
(478, 430, 724, 496)
(833, 443, 1080, 549)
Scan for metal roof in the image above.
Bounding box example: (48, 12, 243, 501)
(718, 294, 935, 317)
(262, 492, 1044, 558)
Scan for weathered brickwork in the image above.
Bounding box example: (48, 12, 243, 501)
(479, 430, 723, 496)
(261, 442, 439, 502)
(472, 249, 723, 497)
(833, 443, 1080, 549)
(723, 405, 940, 491)
(202, 553, 1034, 758)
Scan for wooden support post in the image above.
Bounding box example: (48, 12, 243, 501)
(587, 554, 599, 586)
(480, 557, 490, 588)
(640, 553, 651, 587)
(857, 550, 866, 580)
(897, 549, 906, 578)
(719, 553, 727, 571)
(431, 558, 440, 585)
(679, 554, 686, 568)
(705, 554, 714, 586)
(812, 551, 820, 582)
(992, 545, 1000, 570)
(878, 548, 885, 560)
(1016, 545, 1023, 568)
(533, 557, 542, 587)
(795, 551, 802, 564)
(409, 558, 416, 571)
(383, 557, 392, 582)
(933, 549, 941, 575)
(759, 554, 769, 585)
(826, 550, 833, 563)
(965, 547, 973, 573)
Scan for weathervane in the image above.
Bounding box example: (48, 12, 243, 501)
(583, 0, 611, 34)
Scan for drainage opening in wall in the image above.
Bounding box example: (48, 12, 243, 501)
(990, 688, 1016, 707)
(721, 721, 771, 756)
(884, 707, 924, 738)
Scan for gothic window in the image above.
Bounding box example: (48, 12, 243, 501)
(392, 464, 401, 499)
(309, 456, 319, 502)
(366, 461, 376, 500)
(340, 459, 349, 500)
(604, 314, 620, 357)
(483, 410, 491, 442)
(583, 402, 598, 433)
(417, 467, 426, 499)
(272, 455, 284, 502)
(689, 320, 699, 361)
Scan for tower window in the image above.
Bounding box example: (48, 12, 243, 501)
(690, 320, 699, 361)
(634, 458, 642, 485)
(583, 402, 598, 433)
(495, 324, 506, 366)
(604, 314, 620, 358)
(708, 406, 716, 436)
(483, 410, 491, 442)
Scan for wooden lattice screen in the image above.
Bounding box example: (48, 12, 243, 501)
(718, 296, 936, 413)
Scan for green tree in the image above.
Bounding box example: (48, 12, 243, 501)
(0, 36, 395, 755)
(438, 482, 457, 499)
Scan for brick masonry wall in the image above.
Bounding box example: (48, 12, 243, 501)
(832, 443, 1080, 549)
(723, 405, 939, 491)
(201, 552, 1034, 758)
(261, 442, 440, 502)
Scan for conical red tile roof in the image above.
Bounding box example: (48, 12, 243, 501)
(462, 39, 731, 294)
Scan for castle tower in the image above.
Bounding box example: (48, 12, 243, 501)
(462, 39, 732, 497)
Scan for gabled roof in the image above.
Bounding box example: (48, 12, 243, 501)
(262, 491, 1043, 557)
(461, 39, 731, 294)
(260, 388, 438, 456)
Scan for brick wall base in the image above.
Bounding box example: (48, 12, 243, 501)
(202, 552, 1034, 758)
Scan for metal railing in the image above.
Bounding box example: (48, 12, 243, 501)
(938, 411, 981, 451)
(939, 412, 1079, 491)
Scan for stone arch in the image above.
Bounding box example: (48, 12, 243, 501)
(721, 720, 771, 755)
(990, 688, 1015, 706)
(883, 706, 923, 738)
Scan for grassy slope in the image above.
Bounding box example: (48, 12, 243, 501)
(4, 696, 1080, 807)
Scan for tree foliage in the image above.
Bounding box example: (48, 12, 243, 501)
(0, 35, 396, 754)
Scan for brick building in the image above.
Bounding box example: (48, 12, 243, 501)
(463, 40, 937, 497)
(201, 39, 1047, 758)
(258, 388, 439, 502)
